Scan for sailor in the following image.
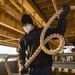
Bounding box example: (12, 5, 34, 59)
(18, 4, 70, 75)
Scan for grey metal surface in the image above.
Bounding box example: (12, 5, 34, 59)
(53, 62, 75, 69)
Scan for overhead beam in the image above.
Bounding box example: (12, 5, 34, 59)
(0, 34, 15, 39)
(1, 3, 21, 20)
(65, 24, 75, 33)
(0, 38, 20, 42)
(0, 32, 20, 47)
(73, 0, 75, 20)
(0, 14, 24, 34)
(40, 0, 71, 9)
(51, 0, 58, 12)
(65, 33, 75, 37)
(9, 0, 27, 14)
(0, 28, 21, 40)
(9, 0, 22, 13)
(0, 41, 19, 46)
(49, 40, 58, 47)
(0, 0, 4, 5)
(0, 22, 24, 34)
(51, 0, 59, 19)
(0, 28, 20, 47)
(0, 42, 19, 48)
(35, 0, 47, 4)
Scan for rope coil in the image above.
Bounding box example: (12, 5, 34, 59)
(24, 6, 74, 68)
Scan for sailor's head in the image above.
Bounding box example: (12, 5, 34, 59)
(20, 14, 34, 33)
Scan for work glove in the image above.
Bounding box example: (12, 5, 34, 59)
(18, 61, 28, 74)
(60, 4, 70, 18)
(19, 66, 28, 74)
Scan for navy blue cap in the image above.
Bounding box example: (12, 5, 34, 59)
(20, 14, 34, 26)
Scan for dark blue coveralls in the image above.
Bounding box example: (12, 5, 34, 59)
(19, 18, 67, 75)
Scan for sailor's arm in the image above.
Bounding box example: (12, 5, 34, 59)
(56, 4, 70, 36)
(18, 38, 28, 74)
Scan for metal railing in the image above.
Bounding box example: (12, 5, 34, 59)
(4, 53, 75, 75)
(52, 53, 75, 73)
(4, 54, 28, 75)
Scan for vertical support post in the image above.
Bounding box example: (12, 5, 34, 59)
(31, 12, 36, 25)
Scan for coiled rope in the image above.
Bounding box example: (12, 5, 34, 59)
(24, 6, 75, 68)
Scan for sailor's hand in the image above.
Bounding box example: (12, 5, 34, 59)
(19, 66, 28, 74)
(60, 4, 70, 18)
(18, 73, 21, 75)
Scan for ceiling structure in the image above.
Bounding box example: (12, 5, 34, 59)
(0, 0, 75, 48)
